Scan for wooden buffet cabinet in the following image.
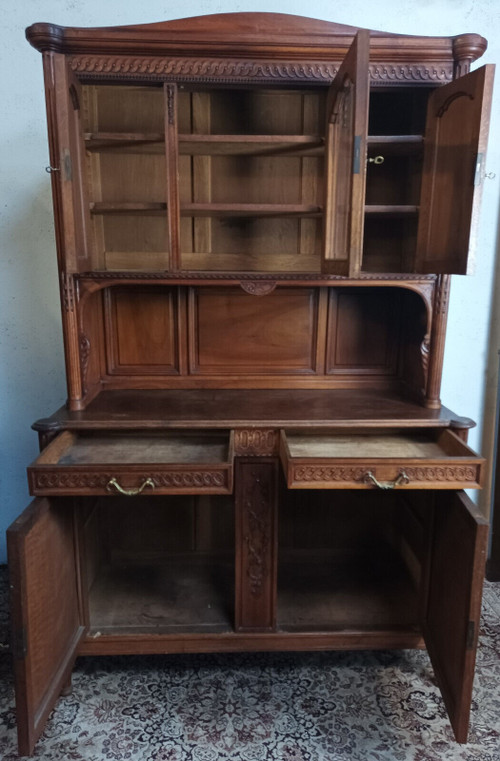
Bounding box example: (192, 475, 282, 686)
(7, 12, 495, 754)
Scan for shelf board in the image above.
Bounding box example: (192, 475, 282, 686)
(85, 132, 165, 153)
(36, 389, 460, 431)
(367, 135, 424, 157)
(367, 134, 423, 145)
(364, 205, 419, 216)
(178, 134, 324, 156)
(181, 203, 322, 218)
(90, 202, 167, 215)
(84, 132, 324, 156)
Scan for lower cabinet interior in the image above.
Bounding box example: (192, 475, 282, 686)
(82, 494, 235, 634)
(277, 489, 426, 633)
(79, 487, 430, 640)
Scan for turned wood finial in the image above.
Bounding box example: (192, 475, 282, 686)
(453, 34, 488, 77)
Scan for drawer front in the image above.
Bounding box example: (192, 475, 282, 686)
(28, 431, 234, 496)
(280, 430, 484, 490)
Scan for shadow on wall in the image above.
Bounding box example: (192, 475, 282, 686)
(482, 189, 500, 578)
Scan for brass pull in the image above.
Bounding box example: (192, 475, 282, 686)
(368, 155, 385, 165)
(106, 477, 155, 496)
(363, 470, 409, 490)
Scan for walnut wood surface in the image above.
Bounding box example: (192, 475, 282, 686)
(416, 65, 495, 275)
(7, 499, 85, 756)
(32, 389, 472, 432)
(424, 491, 488, 743)
(14, 11, 492, 753)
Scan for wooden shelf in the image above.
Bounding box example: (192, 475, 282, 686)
(178, 134, 324, 156)
(367, 135, 424, 156)
(367, 134, 423, 145)
(90, 202, 167, 214)
(85, 132, 165, 153)
(84, 131, 324, 156)
(364, 205, 419, 216)
(181, 203, 322, 218)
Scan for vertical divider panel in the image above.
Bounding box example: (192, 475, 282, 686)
(235, 458, 278, 632)
(164, 83, 181, 271)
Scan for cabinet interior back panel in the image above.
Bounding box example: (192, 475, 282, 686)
(189, 287, 319, 373)
(327, 288, 400, 373)
(99, 285, 415, 384)
(105, 288, 180, 374)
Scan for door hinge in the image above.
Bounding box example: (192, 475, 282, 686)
(466, 620, 476, 650)
(353, 135, 361, 174)
(474, 153, 484, 187)
(12, 627, 27, 660)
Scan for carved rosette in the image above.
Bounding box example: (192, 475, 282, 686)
(240, 281, 277, 296)
(70, 56, 452, 84)
(234, 429, 278, 457)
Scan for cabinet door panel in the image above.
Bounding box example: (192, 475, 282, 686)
(7, 498, 85, 756)
(415, 65, 494, 274)
(424, 490, 488, 743)
(322, 30, 370, 276)
(49, 54, 92, 272)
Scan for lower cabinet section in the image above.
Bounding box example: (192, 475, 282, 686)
(7, 462, 488, 754)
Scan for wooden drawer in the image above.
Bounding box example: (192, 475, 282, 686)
(279, 429, 484, 489)
(28, 430, 234, 496)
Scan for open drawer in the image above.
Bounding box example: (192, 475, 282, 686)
(279, 429, 484, 489)
(28, 430, 234, 496)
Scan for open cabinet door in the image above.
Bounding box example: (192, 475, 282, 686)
(415, 65, 494, 274)
(7, 498, 85, 756)
(424, 491, 488, 743)
(322, 30, 370, 277)
(45, 54, 92, 273)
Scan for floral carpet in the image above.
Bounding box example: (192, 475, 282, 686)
(0, 566, 499, 760)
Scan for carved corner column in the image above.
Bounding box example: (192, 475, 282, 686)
(425, 275, 450, 409)
(60, 271, 87, 410)
(235, 458, 278, 632)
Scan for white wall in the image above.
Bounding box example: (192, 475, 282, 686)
(1, 1, 499, 563)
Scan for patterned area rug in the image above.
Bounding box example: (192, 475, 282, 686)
(0, 565, 499, 760)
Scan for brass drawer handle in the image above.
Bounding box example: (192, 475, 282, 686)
(106, 477, 155, 496)
(363, 470, 409, 490)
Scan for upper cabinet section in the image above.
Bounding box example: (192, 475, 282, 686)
(30, 13, 493, 278)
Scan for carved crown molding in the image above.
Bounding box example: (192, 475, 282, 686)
(69, 55, 452, 84)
